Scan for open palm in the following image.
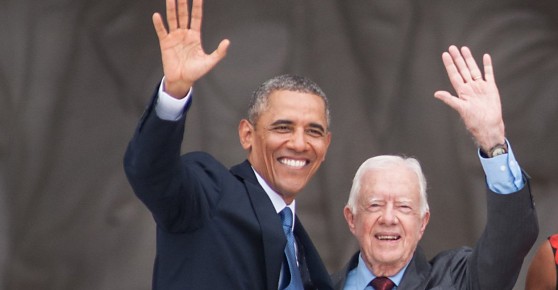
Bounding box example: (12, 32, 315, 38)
(153, 0, 229, 98)
(434, 46, 505, 151)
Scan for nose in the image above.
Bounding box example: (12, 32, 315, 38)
(288, 129, 307, 152)
(379, 206, 398, 225)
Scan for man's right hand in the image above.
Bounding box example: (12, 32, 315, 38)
(434, 45, 506, 153)
(152, 0, 230, 99)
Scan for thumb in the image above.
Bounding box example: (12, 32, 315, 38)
(210, 39, 230, 63)
(434, 91, 461, 112)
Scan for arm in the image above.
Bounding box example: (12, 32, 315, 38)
(435, 46, 524, 194)
(124, 0, 229, 231)
(526, 239, 557, 290)
(434, 45, 538, 289)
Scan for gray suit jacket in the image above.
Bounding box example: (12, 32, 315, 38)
(332, 178, 538, 290)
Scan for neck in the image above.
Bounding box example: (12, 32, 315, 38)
(366, 260, 406, 278)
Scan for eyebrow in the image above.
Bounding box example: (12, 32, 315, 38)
(364, 197, 414, 204)
(395, 200, 414, 205)
(270, 120, 326, 133)
(270, 120, 293, 127)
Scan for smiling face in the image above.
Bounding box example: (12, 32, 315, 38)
(344, 163, 430, 276)
(239, 90, 331, 204)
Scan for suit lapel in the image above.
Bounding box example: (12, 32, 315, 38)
(397, 247, 432, 290)
(294, 216, 333, 289)
(231, 161, 286, 290)
(334, 250, 431, 290)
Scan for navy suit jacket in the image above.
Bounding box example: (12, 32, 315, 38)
(331, 179, 538, 290)
(124, 91, 332, 290)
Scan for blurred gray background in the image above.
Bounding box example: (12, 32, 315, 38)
(2, 0, 557, 289)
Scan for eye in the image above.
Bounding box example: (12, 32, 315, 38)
(365, 203, 382, 212)
(397, 205, 412, 213)
(306, 128, 325, 138)
(272, 125, 292, 133)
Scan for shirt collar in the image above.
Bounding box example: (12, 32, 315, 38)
(252, 167, 296, 225)
(355, 253, 409, 289)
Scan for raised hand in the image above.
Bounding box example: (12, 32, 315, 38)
(434, 45, 505, 153)
(152, 0, 230, 98)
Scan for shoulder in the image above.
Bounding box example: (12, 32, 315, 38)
(177, 152, 240, 191)
(183, 151, 225, 167)
(182, 151, 241, 175)
(428, 246, 473, 279)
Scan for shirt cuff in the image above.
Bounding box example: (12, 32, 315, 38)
(155, 78, 192, 121)
(478, 139, 524, 194)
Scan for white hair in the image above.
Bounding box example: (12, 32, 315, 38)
(346, 155, 429, 216)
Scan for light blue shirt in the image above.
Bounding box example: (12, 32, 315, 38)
(344, 255, 407, 289)
(478, 139, 524, 194)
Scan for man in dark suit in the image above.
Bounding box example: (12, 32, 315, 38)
(332, 46, 539, 290)
(123, 0, 333, 289)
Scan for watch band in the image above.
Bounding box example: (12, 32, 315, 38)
(487, 143, 508, 158)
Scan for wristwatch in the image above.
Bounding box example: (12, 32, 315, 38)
(486, 143, 508, 158)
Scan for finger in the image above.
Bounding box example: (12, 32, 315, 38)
(190, 0, 203, 32)
(166, 0, 178, 31)
(177, 0, 189, 28)
(434, 90, 462, 112)
(483, 53, 495, 83)
(152, 13, 168, 40)
(210, 39, 230, 62)
(441, 52, 466, 91)
(448, 45, 472, 82)
(461, 46, 483, 81)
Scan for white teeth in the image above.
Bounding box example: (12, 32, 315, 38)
(377, 235, 398, 240)
(280, 159, 306, 168)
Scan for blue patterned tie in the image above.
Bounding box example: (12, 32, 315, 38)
(279, 207, 303, 290)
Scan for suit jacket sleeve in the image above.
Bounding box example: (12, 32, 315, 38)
(466, 174, 538, 290)
(123, 86, 217, 233)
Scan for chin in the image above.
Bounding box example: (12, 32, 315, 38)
(375, 253, 405, 265)
(278, 183, 305, 196)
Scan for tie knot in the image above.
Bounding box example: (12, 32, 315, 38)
(280, 207, 293, 232)
(370, 277, 395, 290)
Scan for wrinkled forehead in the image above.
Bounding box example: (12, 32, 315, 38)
(358, 166, 421, 201)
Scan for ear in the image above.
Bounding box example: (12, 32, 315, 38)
(419, 211, 430, 236)
(238, 119, 254, 151)
(344, 206, 357, 235)
(322, 132, 332, 161)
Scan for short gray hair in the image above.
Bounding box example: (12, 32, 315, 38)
(247, 74, 330, 127)
(347, 155, 429, 216)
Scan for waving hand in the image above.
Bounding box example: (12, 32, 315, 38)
(152, 0, 230, 98)
(434, 45, 506, 153)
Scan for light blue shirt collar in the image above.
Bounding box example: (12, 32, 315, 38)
(345, 253, 409, 290)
